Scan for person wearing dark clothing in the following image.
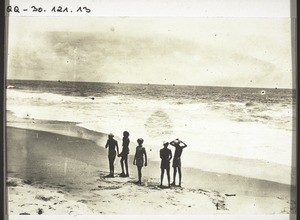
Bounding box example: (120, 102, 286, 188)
(160, 141, 172, 188)
(133, 138, 147, 184)
(170, 139, 187, 187)
(118, 131, 130, 177)
(105, 133, 119, 177)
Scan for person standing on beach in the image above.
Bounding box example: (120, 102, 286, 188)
(160, 141, 172, 188)
(105, 133, 119, 177)
(133, 138, 147, 184)
(118, 131, 130, 177)
(170, 139, 187, 187)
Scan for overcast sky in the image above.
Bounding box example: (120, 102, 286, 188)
(7, 17, 293, 88)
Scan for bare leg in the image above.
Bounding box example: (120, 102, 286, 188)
(171, 167, 176, 185)
(160, 169, 164, 186)
(109, 156, 115, 176)
(120, 158, 125, 175)
(178, 167, 182, 187)
(111, 156, 116, 176)
(137, 166, 142, 184)
(166, 168, 170, 187)
(124, 156, 129, 176)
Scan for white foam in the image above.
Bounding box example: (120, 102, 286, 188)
(7, 89, 294, 167)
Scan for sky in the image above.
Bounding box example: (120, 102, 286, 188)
(7, 16, 293, 88)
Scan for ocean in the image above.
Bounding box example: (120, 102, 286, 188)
(6, 80, 296, 167)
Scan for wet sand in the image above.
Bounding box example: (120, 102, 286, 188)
(6, 124, 295, 215)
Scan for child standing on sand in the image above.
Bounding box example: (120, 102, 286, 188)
(105, 133, 119, 177)
(118, 131, 130, 177)
(133, 138, 147, 184)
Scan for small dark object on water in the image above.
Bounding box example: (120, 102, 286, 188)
(91, 97, 95, 100)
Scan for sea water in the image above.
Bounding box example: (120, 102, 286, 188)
(6, 80, 295, 167)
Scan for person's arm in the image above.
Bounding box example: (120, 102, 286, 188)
(144, 148, 148, 166)
(116, 141, 119, 155)
(160, 150, 162, 159)
(133, 148, 136, 165)
(170, 138, 180, 147)
(105, 140, 108, 148)
(169, 141, 176, 147)
(119, 140, 123, 156)
(180, 141, 187, 148)
(169, 150, 173, 161)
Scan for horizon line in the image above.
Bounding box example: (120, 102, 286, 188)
(6, 78, 294, 90)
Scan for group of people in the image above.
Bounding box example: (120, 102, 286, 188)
(105, 131, 187, 187)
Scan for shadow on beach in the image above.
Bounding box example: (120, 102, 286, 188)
(6, 126, 296, 214)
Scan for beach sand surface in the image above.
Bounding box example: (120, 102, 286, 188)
(6, 119, 296, 215)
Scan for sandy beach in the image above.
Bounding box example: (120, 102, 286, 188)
(6, 113, 296, 215)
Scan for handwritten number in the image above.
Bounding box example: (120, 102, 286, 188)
(51, 6, 68, 12)
(83, 7, 91, 13)
(7, 5, 90, 14)
(31, 6, 43, 12)
(77, 7, 91, 13)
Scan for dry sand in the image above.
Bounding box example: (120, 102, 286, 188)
(5, 113, 296, 215)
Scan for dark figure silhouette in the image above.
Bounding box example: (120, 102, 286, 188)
(118, 131, 130, 177)
(170, 139, 187, 187)
(133, 138, 147, 184)
(160, 141, 172, 188)
(105, 133, 119, 177)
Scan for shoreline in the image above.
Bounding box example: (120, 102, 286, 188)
(6, 126, 296, 214)
(6, 110, 295, 185)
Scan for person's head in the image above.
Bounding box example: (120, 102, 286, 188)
(123, 131, 130, 137)
(137, 138, 144, 145)
(173, 139, 180, 145)
(108, 133, 114, 139)
(163, 141, 169, 148)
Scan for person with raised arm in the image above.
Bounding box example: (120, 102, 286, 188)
(170, 138, 187, 187)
